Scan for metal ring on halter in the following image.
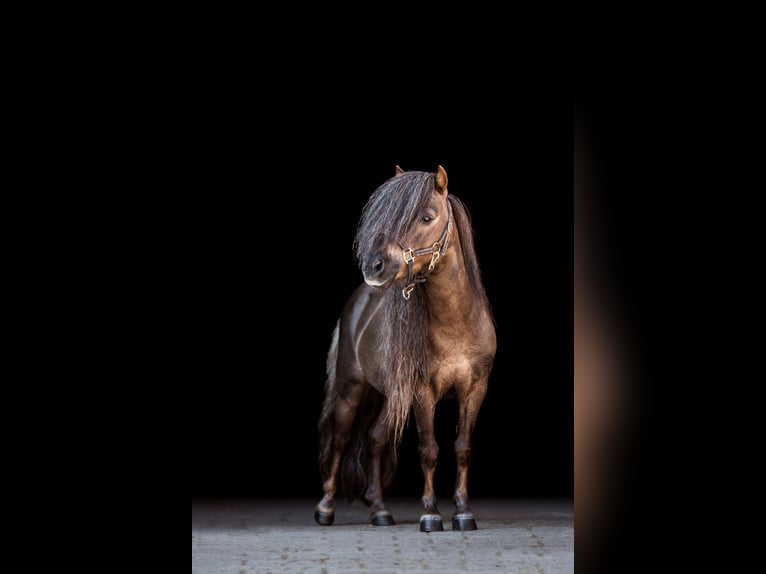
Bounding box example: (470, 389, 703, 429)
(428, 243, 441, 270)
(402, 283, 415, 299)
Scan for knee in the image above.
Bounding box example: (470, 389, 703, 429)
(419, 443, 439, 467)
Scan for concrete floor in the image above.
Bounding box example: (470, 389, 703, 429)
(192, 497, 573, 573)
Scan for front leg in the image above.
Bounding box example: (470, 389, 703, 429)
(413, 393, 443, 532)
(364, 399, 395, 526)
(452, 382, 487, 531)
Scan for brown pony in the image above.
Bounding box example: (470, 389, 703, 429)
(315, 165, 496, 531)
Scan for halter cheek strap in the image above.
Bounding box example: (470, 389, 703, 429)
(400, 202, 453, 300)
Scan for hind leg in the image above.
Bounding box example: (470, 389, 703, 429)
(315, 379, 365, 526)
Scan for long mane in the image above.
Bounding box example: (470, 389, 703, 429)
(447, 193, 492, 309)
(352, 171, 491, 448)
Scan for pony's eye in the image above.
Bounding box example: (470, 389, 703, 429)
(421, 215, 433, 224)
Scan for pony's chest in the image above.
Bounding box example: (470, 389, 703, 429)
(428, 342, 475, 381)
(427, 330, 493, 388)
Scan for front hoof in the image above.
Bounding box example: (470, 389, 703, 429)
(315, 509, 335, 526)
(419, 514, 444, 532)
(452, 513, 477, 531)
(370, 510, 395, 526)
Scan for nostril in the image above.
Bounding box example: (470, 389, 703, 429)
(362, 254, 387, 282)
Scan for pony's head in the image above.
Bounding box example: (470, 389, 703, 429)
(354, 165, 452, 293)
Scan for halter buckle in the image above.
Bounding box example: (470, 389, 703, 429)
(402, 247, 415, 263)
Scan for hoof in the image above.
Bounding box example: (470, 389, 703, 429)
(419, 514, 444, 532)
(314, 509, 334, 526)
(370, 510, 395, 526)
(452, 513, 477, 531)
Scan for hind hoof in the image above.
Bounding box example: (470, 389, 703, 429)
(419, 514, 444, 532)
(370, 510, 395, 526)
(315, 509, 335, 526)
(452, 513, 477, 531)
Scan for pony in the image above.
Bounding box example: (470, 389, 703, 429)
(314, 165, 496, 531)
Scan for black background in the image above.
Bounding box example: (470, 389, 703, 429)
(187, 88, 572, 500)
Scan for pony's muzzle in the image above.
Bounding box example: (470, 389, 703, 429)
(362, 253, 392, 287)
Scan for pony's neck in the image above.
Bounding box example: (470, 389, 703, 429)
(422, 230, 476, 322)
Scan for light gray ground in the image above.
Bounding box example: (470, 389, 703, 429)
(192, 498, 573, 573)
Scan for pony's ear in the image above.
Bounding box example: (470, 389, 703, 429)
(435, 165, 448, 194)
(395, 165, 405, 175)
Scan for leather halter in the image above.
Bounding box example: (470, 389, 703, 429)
(399, 201, 453, 300)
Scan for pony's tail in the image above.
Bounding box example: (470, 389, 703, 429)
(317, 322, 341, 483)
(317, 321, 398, 503)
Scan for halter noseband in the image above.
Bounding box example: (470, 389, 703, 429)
(400, 201, 453, 300)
